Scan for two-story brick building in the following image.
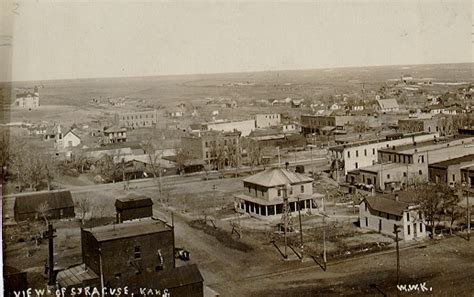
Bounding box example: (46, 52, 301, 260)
(57, 219, 204, 296)
(103, 126, 127, 144)
(114, 110, 158, 129)
(181, 130, 241, 167)
(234, 167, 322, 218)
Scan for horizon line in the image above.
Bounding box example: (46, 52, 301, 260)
(2, 61, 473, 84)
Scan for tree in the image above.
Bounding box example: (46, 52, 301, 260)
(209, 138, 225, 171)
(96, 155, 121, 183)
(37, 201, 50, 226)
(43, 153, 59, 191)
(75, 197, 91, 225)
(411, 181, 443, 234)
(244, 138, 263, 173)
(0, 129, 9, 179)
(441, 186, 462, 234)
(176, 147, 191, 174)
(352, 119, 370, 133)
(23, 147, 46, 191)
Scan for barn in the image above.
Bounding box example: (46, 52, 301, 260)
(13, 190, 75, 222)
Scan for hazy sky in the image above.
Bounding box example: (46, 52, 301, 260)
(0, 0, 472, 82)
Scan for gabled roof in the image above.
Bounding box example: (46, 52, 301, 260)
(243, 168, 313, 187)
(362, 192, 418, 216)
(14, 190, 74, 214)
(64, 130, 81, 139)
(377, 98, 399, 109)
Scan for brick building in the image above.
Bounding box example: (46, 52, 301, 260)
(255, 113, 281, 128)
(429, 154, 474, 186)
(300, 114, 373, 135)
(57, 219, 204, 296)
(114, 110, 158, 129)
(398, 116, 453, 136)
(181, 130, 241, 166)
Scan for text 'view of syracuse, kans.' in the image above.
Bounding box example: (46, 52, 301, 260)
(1, 1, 473, 296)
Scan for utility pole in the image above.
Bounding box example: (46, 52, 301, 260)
(99, 248, 105, 297)
(277, 147, 281, 168)
(467, 168, 470, 241)
(212, 184, 217, 211)
(46, 224, 56, 286)
(297, 196, 304, 261)
(322, 214, 327, 270)
(281, 185, 293, 259)
(393, 224, 401, 288)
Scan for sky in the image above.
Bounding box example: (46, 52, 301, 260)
(0, 0, 472, 82)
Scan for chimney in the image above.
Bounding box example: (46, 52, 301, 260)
(395, 194, 399, 201)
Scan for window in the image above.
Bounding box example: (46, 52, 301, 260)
(365, 217, 368, 226)
(420, 223, 423, 233)
(406, 212, 410, 221)
(347, 151, 351, 158)
(452, 174, 455, 182)
(407, 225, 411, 235)
(421, 155, 424, 163)
(403, 172, 407, 177)
(419, 170, 422, 175)
(356, 150, 359, 157)
(388, 155, 391, 161)
(364, 203, 367, 211)
(419, 212, 422, 219)
(364, 149, 367, 156)
(277, 189, 281, 197)
(355, 162, 358, 169)
(134, 246, 141, 259)
(387, 174, 390, 179)
(301, 185, 304, 193)
(372, 148, 375, 155)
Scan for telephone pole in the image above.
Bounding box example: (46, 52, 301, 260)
(297, 196, 304, 261)
(393, 224, 401, 288)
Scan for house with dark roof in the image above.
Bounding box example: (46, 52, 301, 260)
(359, 192, 427, 240)
(115, 194, 153, 223)
(13, 190, 75, 222)
(234, 168, 323, 218)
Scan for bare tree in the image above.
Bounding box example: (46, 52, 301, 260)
(43, 153, 60, 191)
(209, 137, 225, 171)
(23, 147, 46, 191)
(91, 200, 108, 219)
(36, 201, 50, 226)
(176, 147, 191, 174)
(75, 197, 91, 225)
(352, 119, 370, 133)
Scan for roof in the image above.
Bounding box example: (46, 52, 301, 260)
(104, 126, 126, 133)
(64, 130, 81, 139)
(84, 218, 171, 242)
(362, 195, 410, 216)
(429, 154, 474, 169)
(377, 98, 399, 109)
(243, 168, 313, 188)
(14, 190, 74, 214)
(56, 264, 99, 288)
(155, 264, 203, 289)
(115, 194, 153, 210)
(357, 162, 406, 173)
(378, 135, 473, 154)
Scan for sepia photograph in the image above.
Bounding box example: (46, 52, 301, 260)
(0, 0, 473, 296)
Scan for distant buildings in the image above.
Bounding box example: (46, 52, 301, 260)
(329, 132, 438, 175)
(204, 119, 255, 137)
(376, 98, 399, 113)
(359, 192, 427, 241)
(234, 167, 322, 218)
(300, 114, 371, 136)
(398, 116, 453, 136)
(248, 129, 306, 150)
(255, 113, 281, 129)
(114, 110, 158, 129)
(59, 130, 82, 149)
(13, 190, 75, 222)
(14, 87, 40, 109)
(346, 135, 474, 191)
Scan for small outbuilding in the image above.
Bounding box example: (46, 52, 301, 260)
(115, 194, 154, 223)
(13, 190, 75, 222)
